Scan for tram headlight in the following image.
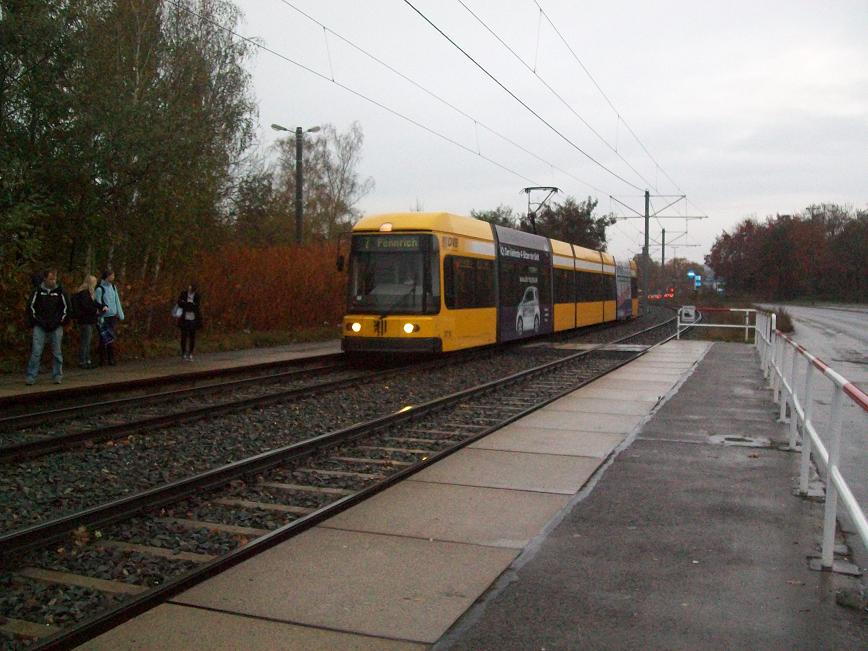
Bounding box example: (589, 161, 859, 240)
(403, 322, 419, 334)
(350, 322, 362, 333)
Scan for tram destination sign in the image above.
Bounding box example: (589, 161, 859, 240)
(354, 234, 421, 252)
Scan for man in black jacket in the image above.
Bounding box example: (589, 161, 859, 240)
(25, 270, 69, 385)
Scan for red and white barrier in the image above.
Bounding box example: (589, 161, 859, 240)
(755, 311, 867, 568)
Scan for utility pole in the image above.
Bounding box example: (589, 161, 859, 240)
(642, 189, 650, 314)
(271, 123, 320, 245)
(295, 127, 304, 245)
(661, 228, 666, 268)
(608, 191, 706, 314)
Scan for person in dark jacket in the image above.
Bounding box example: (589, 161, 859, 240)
(72, 275, 107, 369)
(175, 283, 202, 361)
(25, 269, 69, 385)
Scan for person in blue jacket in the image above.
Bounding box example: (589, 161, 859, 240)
(25, 269, 69, 385)
(95, 269, 125, 366)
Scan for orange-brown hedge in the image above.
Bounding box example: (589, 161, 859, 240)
(191, 242, 346, 332)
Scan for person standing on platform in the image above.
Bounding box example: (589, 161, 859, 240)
(25, 269, 69, 385)
(72, 275, 107, 369)
(95, 269, 125, 366)
(175, 283, 202, 361)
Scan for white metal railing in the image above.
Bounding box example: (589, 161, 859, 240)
(677, 306, 757, 342)
(755, 310, 868, 568)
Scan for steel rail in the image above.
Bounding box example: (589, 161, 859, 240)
(0, 350, 489, 462)
(1, 315, 669, 462)
(0, 369, 368, 463)
(0, 361, 348, 431)
(31, 317, 676, 650)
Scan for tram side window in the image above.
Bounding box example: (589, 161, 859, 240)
(444, 256, 495, 309)
(554, 269, 574, 303)
(606, 274, 617, 300)
(576, 271, 588, 301)
(631, 277, 638, 298)
(577, 271, 602, 302)
(593, 273, 604, 302)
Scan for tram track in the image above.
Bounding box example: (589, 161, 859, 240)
(0, 359, 391, 463)
(0, 359, 349, 432)
(0, 315, 676, 650)
(0, 346, 572, 536)
(0, 313, 670, 537)
(0, 353, 347, 418)
(3, 340, 586, 464)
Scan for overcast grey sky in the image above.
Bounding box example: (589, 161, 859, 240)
(236, 0, 867, 262)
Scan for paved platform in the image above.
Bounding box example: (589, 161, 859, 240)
(0, 339, 341, 400)
(79, 342, 866, 650)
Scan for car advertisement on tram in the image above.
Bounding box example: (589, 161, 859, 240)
(494, 226, 553, 343)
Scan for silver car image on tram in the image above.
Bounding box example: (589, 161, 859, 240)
(515, 286, 541, 336)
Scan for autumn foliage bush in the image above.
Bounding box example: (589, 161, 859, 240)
(191, 242, 346, 333)
(123, 241, 346, 337)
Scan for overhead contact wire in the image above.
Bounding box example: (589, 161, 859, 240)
(275, 0, 609, 194)
(455, 0, 656, 192)
(165, 0, 538, 185)
(403, 0, 645, 193)
(534, 0, 686, 196)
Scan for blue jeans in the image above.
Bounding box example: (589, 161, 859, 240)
(26, 326, 63, 380)
(79, 324, 94, 365)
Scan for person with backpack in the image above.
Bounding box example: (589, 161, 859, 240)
(72, 275, 107, 369)
(175, 283, 202, 361)
(25, 269, 69, 385)
(95, 269, 125, 366)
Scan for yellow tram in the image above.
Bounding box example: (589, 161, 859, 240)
(341, 212, 637, 353)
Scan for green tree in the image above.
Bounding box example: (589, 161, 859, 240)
(471, 205, 517, 228)
(0, 0, 92, 346)
(522, 196, 615, 249)
(0, 0, 256, 279)
(231, 162, 290, 246)
(0, 0, 90, 269)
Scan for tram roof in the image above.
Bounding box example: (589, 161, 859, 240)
(353, 213, 623, 267)
(353, 212, 494, 240)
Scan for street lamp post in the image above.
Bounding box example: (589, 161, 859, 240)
(271, 123, 320, 244)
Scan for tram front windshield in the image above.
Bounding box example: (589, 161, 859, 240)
(348, 234, 440, 314)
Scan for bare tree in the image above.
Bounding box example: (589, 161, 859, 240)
(273, 122, 374, 240)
